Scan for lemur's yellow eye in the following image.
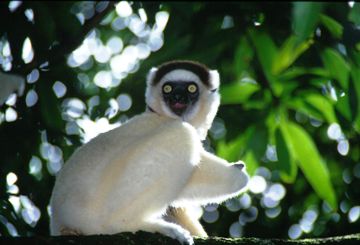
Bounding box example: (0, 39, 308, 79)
(187, 84, 197, 93)
(163, 84, 172, 93)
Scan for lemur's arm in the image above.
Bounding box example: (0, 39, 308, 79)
(173, 149, 249, 206)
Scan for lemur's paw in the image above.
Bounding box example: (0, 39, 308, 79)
(163, 225, 194, 245)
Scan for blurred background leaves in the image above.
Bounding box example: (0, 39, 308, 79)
(0, 0, 359, 240)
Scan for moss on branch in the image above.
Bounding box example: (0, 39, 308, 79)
(1, 231, 360, 245)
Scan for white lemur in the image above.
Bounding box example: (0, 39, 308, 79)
(49, 60, 249, 245)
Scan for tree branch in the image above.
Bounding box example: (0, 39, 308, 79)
(1, 231, 360, 245)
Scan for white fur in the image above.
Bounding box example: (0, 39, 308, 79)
(145, 69, 220, 140)
(160, 69, 202, 84)
(209, 70, 220, 90)
(50, 63, 249, 245)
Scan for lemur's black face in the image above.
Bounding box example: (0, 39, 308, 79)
(162, 81, 199, 116)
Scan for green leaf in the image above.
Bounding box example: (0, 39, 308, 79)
(248, 29, 278, 81)
(321, 48, 350, 90)
(349, 76, 359, 122)
(277, 67, 308, 81)
(217, 135, 247, 163)
(273, 36, 313, 75)
(243, 125, 269, 175)
(331, 65, 359, 128)
(355, 114, 360, 134)
(282, 121, 337, 210)
(292, 2, 324, 41)
(307, 67, 330, 77)
(276, 127, 297, 183)
(335, 94, 352, 122)
(242, 150, 258, 176)
(248, 125, 269, 158)
(348, 2, 360, 26)
(217, 125, 267, 175)
(287, 93, 337, 124)
(304, 94, 337, 123)
(243, 89, 272, 110)
(38, 80, 64, 131)
(337, 98, 352, 122)
(351, 66, 360, 132)
(287, 99, 322, 121)
(319, 14, 343, 39)
(217, 125, 256, 164)
(220, 80, 260, 105)
(217, 128, 257, 174)
(234, 36, 254, 76)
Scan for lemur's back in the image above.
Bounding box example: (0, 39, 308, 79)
(50, 112, 200, 235)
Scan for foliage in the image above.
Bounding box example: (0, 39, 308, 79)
(0, 1, 359, 240)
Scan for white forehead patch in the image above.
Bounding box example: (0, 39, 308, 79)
(159, 69, 201, 85)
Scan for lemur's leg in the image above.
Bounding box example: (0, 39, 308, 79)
(164, 206, 207, 237)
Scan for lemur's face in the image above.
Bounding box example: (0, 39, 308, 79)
(156, 69, 206, 119)
(161, 80, 200, 117)
(145, 61, 220, 123)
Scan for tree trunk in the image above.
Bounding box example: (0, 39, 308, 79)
(1, 231, 360, 245)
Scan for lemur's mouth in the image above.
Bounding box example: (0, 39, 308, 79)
(172, 102, 187, 109)
(161, 81, 199, 117)
(170, 103, 188, 115)
(170, 102, 188, 116)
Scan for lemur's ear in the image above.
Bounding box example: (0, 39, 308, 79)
(146, 67, 158, 86)
(209, 70, 220, 90)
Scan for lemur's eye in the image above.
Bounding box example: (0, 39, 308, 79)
(163, 84, 172, 93)
(187, 84, 197, 93)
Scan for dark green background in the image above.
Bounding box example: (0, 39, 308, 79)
(0, 1, 359, 239)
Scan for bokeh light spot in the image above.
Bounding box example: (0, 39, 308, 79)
(53, 81, 67, 98)
(348, 206, 360, 223)
(25, 89, 38, 107)
(288, 224, 302, 239)
(249, 175, 267, 194)
(117, 94, 132, 111)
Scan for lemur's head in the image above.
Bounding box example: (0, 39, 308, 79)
(145, 60, 220, 140)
